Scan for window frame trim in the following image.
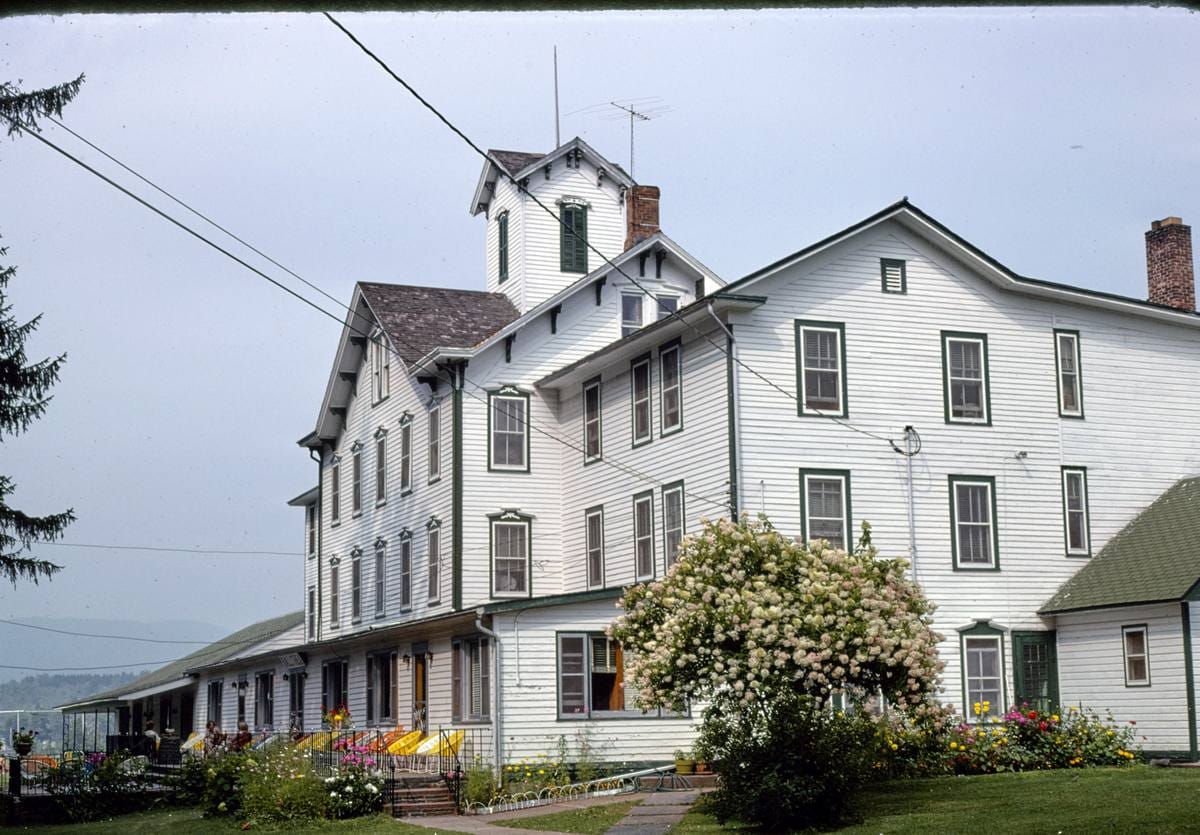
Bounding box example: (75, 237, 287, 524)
(1122, 624, 1151, 688)
(948, 474, 1000, 571)
(450, 634, 492, 724)
(373, 538, 387, 619)
(630, 353, 654, 449)
(658, 338, 684, 437)
(399, 413, 414, 495)
(349, 548, 363, 624)
(350, 443, 364, 517)
(661, 480, 686, 573)
(584, 505, 605, 590)
(560, 202, 589, 274)
(497, 210, 510, 284)
(632, 489, 656, 582)
(398, 529, 413, 612)
(374, 428, 388, 507)
(798, 468, 853, 551)
(620, 292, 645, 339)
(582, 376, 603, 465)
(426, 519, 443, 606)
(1060, 466, 1092, 558)
(554, 630, 689, 721)
(1053, 328, 1085, 419)
(958, 621, 1007, 724)
(794, 320, 849, 419)
(488, 510, 533, 600)
(487, 387, 532, 473)
(428, 400, 443, 484)
(941, 331, 992, 426)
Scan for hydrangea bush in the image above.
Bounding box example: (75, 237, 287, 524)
(324, 764, 384, 819)
(610, 517, 944, 710)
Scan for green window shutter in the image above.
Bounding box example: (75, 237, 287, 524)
(498, 213, 509, 283)
(561, 205, 588, 273)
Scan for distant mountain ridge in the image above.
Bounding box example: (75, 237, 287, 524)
(0, 616, 225, 684)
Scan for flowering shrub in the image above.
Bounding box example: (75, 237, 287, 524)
(237, 745, 327, 824)
(610, 517, 943, 712)
(201, 751, 250, 817)
(878, 704, 1141, 776)
(47, 751, 153, 822)
(322, 703, 351, 728)
(324, 765, 385, 819)
(501, 750, 571, 794)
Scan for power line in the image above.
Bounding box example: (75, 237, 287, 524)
(0, 618, 246, 646)
(323, 13, 908, 454)
(9, 114, 732, 515)
(0, 661, 173, 672)
(35, 542, 299, 557)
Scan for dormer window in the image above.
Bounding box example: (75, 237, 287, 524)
(621, 294, 643, 338)
(655, 295, 678, 321)
(560, 203, 588, 274)
(497, 211, 510, 283)
(371, 330, 390, 404)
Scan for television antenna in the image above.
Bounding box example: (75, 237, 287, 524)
(563, 96, 671, 178)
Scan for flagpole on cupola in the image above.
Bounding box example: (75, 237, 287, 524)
(553, 45, 561, 148)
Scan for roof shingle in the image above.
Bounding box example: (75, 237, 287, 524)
(1040, 476, 1200, 614)
(489, 149, 545, 175)
(359, 282, 519, 366)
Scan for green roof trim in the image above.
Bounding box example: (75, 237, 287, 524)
(1041, 477, 1200, 615)
(57, 610, 303, 710)
(483, 586, 624, 615)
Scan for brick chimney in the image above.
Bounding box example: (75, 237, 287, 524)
(625, 185, 661, 250)
(1145, 216, 1195, 311)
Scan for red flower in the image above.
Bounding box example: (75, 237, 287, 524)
(1028, 711, 1038, 720)
(1038, 721, 1048, 731)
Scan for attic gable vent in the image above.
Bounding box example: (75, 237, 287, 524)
(880, 258, 907, 294)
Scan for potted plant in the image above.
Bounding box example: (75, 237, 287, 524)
(12, 728, 38, 756)
(673, 748, 694, 775)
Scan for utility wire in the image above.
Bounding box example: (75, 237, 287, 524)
(323, 13, 910, 455)
(0, 619, 249, 646)
(9, 114, 731, 514)
(0, 661, 174, 672)
(35, 542, 300, 557)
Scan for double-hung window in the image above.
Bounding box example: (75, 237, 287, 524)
(371, 331, 390, 403)
(491, 513, 530, 597)
(428, 402, 441, 482)
(427, 523, 442, 604)
(373, 540, 386, 617)
(560, 203, 588, 273)
(254, 671, 274, 729)
(399, 416, 413, 494)
(655, 294, 678, 321)
(398, 532, 412, 611)
(306, 504, 316, 557)
(374, 430, 387, 505)
(633, 491, 655, 581)
(1122, 625, 1150, 686)
(943, 332, 990, 424)
(350, 551, 362, 622)
(452, 636, 491, 722)
(330, 460, 341, 525)
(307, 586, 316, 640)
(800, 470, 851, 550)
(557, 634, 675, 719)
(796, 321, 847, 417)
(497, 211, 509, 283)
(365, 651, 395, 724)
(329, 564, 340, 627)
(962, 631, 1004, 721)
(1054, 330, 1084, 417)
(621, 294, 643, 338)
(207, 680, 223, 725)
(950, 475, 999, 569)
(583, 378, 602, 462)
(288, 671, 304, 729)
(631, 356, 652, 446)
(489, 389, 529, 471)
(662, 483, 684, 569)
(351, 445, 363, 514)
(1062, 467, 1091, 556)
(660, 341, 682, 434)
(585, 507, 604, 588)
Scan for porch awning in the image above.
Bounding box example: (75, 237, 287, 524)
(122, 676, 195, 702)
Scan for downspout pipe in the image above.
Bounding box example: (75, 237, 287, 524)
(475, 609, 503, 778)
(311, 447, 323, 644)
(707, 301, 741, 518)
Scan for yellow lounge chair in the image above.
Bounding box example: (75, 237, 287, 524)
(370, 728, 405, 752)
(414, 729, 462, 756)
(386, 730, 424, 755)
(298, 730, 332, 751)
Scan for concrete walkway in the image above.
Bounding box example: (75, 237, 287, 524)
(411, 791, 644, 835)
(604, 789, 699, 835)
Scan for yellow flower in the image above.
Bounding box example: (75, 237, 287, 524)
(1107, 730, 1115, 737)
(949, 741, 958, 750)
(1051, 714, 1060, 722)
(889, 743, 898, 751)
(973, 702, 982, 716)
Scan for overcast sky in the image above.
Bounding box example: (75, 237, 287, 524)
(1, 8, 1197, 662)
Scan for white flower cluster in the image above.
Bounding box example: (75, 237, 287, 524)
(610, 517, 944, 712)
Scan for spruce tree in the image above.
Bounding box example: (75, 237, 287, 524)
(0, 75, 85, 585)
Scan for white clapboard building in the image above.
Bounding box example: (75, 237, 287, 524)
(67, 138, 1200, 764)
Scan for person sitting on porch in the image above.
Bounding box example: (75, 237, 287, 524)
(204, 720, 225, 752)
(231, 721, 252, 751)
(144, 720, 161, 756)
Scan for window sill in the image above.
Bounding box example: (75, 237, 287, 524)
(351, 618, 362, 626)
(489, 465, 530, 474)
(951, 565, 1001, 572)
(400, 488, 414, 497)
(376, 499, 387, 508)
(945, 418, 992, 427)
(660, 425, 683, 438)
(451, 718, 493, 726)
(491, 591, 530, 600)
(428, 599, 442, 607)
(428, 476, 442, 485)
(352, 511, 363, 519)
(631, 438, 653, 450)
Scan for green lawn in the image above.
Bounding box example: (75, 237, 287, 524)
(494, 799, 641, 834)
(16, 809, 431, 834)
(672, 767, 1200, 834)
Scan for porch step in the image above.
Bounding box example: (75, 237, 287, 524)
(389, 774, 457, 818)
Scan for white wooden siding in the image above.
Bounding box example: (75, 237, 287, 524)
(1057, 604, 1190, 753)
(493, 598, 699, 763)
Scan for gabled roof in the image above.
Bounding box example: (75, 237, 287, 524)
(1040, 477, 1200, 615)
(724, 199, 1200, 328)
(470, 136, 635, 216)
(359, 282, 519, 366)
(57, 611, 303, 711)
